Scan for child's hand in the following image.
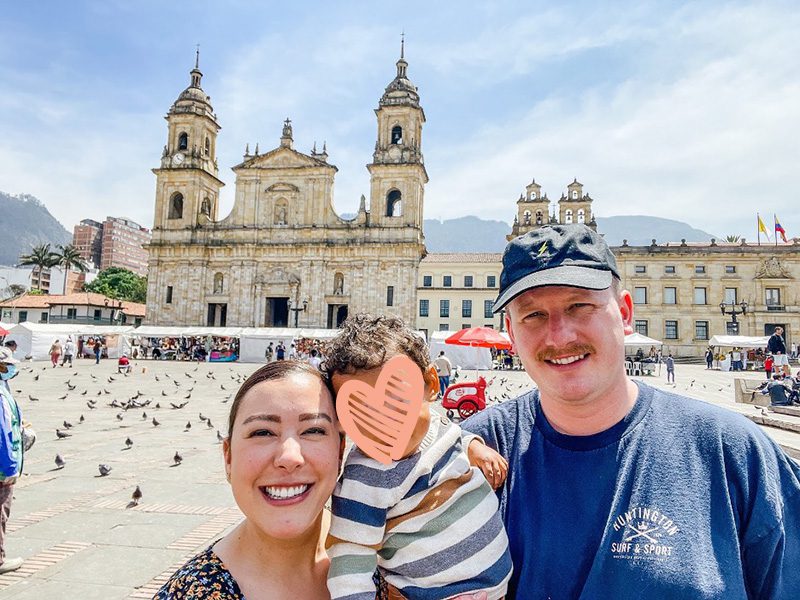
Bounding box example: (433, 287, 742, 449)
(468, 439, 508, 490)
(451, 593, 488, 600)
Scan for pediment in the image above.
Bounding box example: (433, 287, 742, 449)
(266, 182, 299, 193)
(237, 147, 330, 170)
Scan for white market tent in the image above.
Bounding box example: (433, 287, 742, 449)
(6, 322, 134, 360)
(708, 335, 770, 348)
(429, 330, 497, 370)
(624, 333, 663, 347)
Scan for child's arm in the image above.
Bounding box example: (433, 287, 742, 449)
(467, 438, 508, 490)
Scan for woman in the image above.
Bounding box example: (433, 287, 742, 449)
(49, 339, 62, 368)
(156, 361, 344, 599)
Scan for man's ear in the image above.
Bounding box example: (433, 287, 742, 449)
(618, 289, 635, 335)
(424, 364, 440, 400)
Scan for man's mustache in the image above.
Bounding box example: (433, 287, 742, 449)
(536, 343, 596, 362)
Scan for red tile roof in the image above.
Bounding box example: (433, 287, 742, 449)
(0, 292, 146, 317)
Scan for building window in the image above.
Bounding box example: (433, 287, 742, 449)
(665, 320, 678, 339)
(18, 311, 27, 323)
(665, 265, 676, 274)
(391, 125, 403, 144)
(178, 132, 188, 150)
(166, 285, 173, 304)
(765, 288, 781, 308)
(40, 312, 49, 323)
(695, 321, 709, 340)
(386, 286, 394, 307)
(695, 265, 706, 274)
(462, 324, 471, 330)
(565, 209, 573, 224)
(204, 136, 210, 156)
(633, 287, 647, 304)
(724, 288, 737, 305)
(634, 320, 648, 336)
(423, 275, 432, 287)
(93, 309, 102, 321)
(634, 265, 646, 274)
(487, 275, 496, 288)
(419, 299, 429, 317)
(484, 300, 494, 318)
(464, 275, 473, 288)
(386, 189, 402, 217)
(572, 190, 578, 199)
(439, 324, 449, 331)
(726, 321, 740, 335)
(440, 300, 449, 318)
(693, 287, 707, 305)
(67, 308, 77, 319)
(443, 275, 452, 287)
(663, 287, 677, 305)
(462, 300, 472, 318)
(725, 265, 736, 274)
(577, 208, 585, 224)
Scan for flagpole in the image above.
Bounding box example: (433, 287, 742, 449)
(757, 213, 761, 246)
(774, 214, 778, 247)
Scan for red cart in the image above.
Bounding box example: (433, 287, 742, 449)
(442, 376, 487, 420)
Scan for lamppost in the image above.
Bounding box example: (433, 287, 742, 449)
(719, 300, 748, 335)
(287, 298, 309, 328)
(499, 308, 506, 332)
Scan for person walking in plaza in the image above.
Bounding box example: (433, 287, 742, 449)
(462, 224, 800, 599)
(275, 342, 285, 361)
(264, 342, 274, 363)
(433, 350, 453, 397)
(62, 337, 75, 367)
(0, 347, 23, 574)
(49, 339, 62, 368)
(768, 326, 791, 376)
(92, 338, 102, 364)
(704, 347, 713, 369)
(664, 352, 675, 384)
(764, 354, 774, 380)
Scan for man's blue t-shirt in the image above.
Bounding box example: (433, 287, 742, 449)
(462, 382, 800, 599)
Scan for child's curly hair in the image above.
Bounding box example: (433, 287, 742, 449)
(322, 313, 430, 377)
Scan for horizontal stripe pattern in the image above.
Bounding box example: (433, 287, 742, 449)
(328, 418, 511, 599)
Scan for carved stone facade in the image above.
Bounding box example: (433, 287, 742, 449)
(146, 50, 427, 328)
(509, 178, 597, 240)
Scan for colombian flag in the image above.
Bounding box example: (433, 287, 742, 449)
(775, 215, 788, 243)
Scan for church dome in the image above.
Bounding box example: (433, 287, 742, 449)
(379, 46, 420, 108)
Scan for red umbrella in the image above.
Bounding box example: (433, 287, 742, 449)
(445, 327, 512, 350)
(0, 326, 10, 337)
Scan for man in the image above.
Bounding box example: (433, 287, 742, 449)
(0, 347, 23, 574)
(264, 342, 274, 363)
(433, 350, 452, 397)
(768, 326, 790, 376)
(463, 224, 800, 599)
(704, 347, 714, 369)
(763, 374, 793, 407)
(664, 352, 675, 384)
(62, 337, 75, 367)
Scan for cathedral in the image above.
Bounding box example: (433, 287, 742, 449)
(145, 48, 427, 328)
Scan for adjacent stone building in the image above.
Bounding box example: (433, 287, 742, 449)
(145, 49, 427, 327)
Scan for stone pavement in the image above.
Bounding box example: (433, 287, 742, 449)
(2, 360, 799, 599)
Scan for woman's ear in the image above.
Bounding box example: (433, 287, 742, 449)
(423, 365, 440, 401)
(223, 436, 232, 483)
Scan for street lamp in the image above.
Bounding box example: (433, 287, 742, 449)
(499, 308, 506, 333)
(719, 300, 748, 335)
(287, 298, 309, 328)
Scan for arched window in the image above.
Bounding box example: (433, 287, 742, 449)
(333, 272, 344, 295)
(565, 209, 573, 224)
(391, 125, 403, 145)
(168, 193, 184, 219)
(530, 191, 537, 200)
(523, 210, 531, 225)
(386, 190, 402, 217)
(204, 137, 210, 156)
(178, 132, 188, 150)
(535, 210, 543, 225)
(577, 209, 585, 224)
(213, 273, 224, 294)
(571, 190, 578, 200)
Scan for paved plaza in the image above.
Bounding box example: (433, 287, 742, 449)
(1, 359, 799, 599)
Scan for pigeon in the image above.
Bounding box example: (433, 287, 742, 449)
(28, 395, 40, 402)
(131, 485, 142, 505)
(155, 403, 161, 409)
(116, 412, 124, 421)
(173, 451, 183, 466)
(155, 375, 160, 382)
(98, 464, 112, 476)
(220, 384, 226, 390)
(81, 390, 88, 396)
(79, 414, 85, 423)
(55, 454, 66, 469)
(161, 390, 168, 397)
(104, 388, 111, 395)
(184, 392, 192, 399)
(34, 373, 40, 381)
(58, 394, 68, 400)
(56, 429, 71, 439)
(760, 408, 769, 416)
(125, 437, 133, 449)
(185, 421, 192, 430)
(216, 430, 225, 443)
(87, 402, 96, 410)
(206, 419, 213, 429)
(142, 411, 147, 420)
(67, 383, 76, 390)
(152, 417, 160, 427)
(96, 390, 102, 396)
(199, 412, 207, 422)
(63, 420, 73, 429)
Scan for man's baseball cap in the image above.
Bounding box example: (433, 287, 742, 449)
(493, 224, 620, 313)
(0, 346, 19, 364)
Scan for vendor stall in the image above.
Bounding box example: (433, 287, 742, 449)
(708, 335, 770, 371)
(5, 322, 134, 360)
(624, 332, 664, 376)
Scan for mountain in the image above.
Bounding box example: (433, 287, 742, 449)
(0, 192, 72, 266)
(422, 215, 718, 253)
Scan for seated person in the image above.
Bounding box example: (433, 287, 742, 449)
(763, 374, 792, 407)
(117, 353, 131, 374)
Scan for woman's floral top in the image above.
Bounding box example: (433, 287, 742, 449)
(155, 545, 244, 599)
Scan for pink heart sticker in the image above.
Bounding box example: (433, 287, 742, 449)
(336, 355, 425, 465)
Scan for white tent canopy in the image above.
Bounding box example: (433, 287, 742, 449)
(708, 335, 770, 348)
(430, 330, 496, 370)
(6, 322, 134, 360)
(624, 332, 663, 346)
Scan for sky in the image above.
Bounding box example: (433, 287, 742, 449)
(1, 0, 798, 240)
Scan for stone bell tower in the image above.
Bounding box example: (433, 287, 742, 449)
(367, 37, 428, 230)
(558, 178, 596, 230)
(152, 50, 224, 232)
(509, 178, 552, 239)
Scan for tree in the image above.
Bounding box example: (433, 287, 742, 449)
(725, 234, 740, 243)
(18, 243, 58, 291)
(52, 244, 88, 294)
(84, 267, 147, 304)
